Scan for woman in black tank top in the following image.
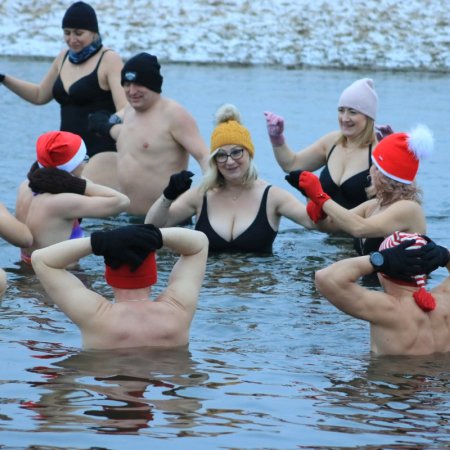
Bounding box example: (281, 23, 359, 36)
(0, 2, 127, 188)
(265, 78, 393, 210)
(145, 104, 316, 254)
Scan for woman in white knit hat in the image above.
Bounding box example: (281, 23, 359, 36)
(265, 78, 391, 210)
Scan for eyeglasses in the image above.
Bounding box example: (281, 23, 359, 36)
(214, 148, 245, 164)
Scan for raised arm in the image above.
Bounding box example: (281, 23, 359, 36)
(31, 237, 108, 326)
(269, 186, 315, 229)
(315, 255, 395, 323)
(47, 179, 130, 219)
(1, 53, 62, 105)
(263, 111, 332, 172)
(160, 228, 208, 316)
(0, 203, 33, 247)
(145, 172, 199, 227)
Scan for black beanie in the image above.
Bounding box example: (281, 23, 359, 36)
(121, 53, 163, 94)
(62, 1, 99, 33)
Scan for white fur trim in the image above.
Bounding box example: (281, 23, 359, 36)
(57, 140, 87, 172)
(407, 124, 433, 160)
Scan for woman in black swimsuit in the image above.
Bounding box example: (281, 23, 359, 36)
(0, 2, 127, 188)
(145, 104, 315, 254)
(264, 78, 388, 210)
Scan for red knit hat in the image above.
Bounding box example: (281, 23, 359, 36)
(36, 131, 87, 173)
(371, 125, 433, 184)
(379, 232, 436, 311)
(105, 253, 157, 289)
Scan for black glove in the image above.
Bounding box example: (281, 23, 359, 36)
(91, 224, 163, 271)
(285, 170, 306, 196)
(374, 240, 432, 280)
(28, 167, 86, 195)
(0, 73, 5, 83)
(27, 161, 40, 178)
(88, 110, 121, 137)
(163, 170, 194, 200)
(418, 236, 450, 273)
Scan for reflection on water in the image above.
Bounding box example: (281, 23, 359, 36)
(0, 58, 449, 448)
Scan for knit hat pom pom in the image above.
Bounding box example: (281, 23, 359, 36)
(413, 287, 436, 312)
(407, 124, 433, 160)
(215, 104, 242, 125)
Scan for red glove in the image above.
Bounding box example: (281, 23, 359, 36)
(306, 201, 327, 223)
(299, 171, 331, 208)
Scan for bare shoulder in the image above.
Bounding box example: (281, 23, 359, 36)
(101, 48, 124, 64)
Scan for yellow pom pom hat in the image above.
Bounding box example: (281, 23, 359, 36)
(210, 104, 255, 158)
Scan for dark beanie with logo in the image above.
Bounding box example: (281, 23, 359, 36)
(62, 1, 99, 33)
(121, 53, 163, 93)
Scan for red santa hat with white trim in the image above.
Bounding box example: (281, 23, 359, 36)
(371, 124, 433, 184)
(36, 131, 87, 173)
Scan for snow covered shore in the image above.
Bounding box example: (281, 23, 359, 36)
(0, 0, 449, 71)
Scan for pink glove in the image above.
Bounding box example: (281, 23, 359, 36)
(306, 201, 327, 223)
(299, 171, 331, 208)
(263, 111, 285, 146)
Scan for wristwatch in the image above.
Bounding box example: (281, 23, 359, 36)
(369, 251, 384, 270)
(108, 114, 122, 125)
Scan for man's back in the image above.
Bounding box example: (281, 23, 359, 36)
(80, 293, 192, 349)
(370, 284, 450, 355)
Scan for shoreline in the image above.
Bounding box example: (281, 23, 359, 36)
(2, 54, 449, 75)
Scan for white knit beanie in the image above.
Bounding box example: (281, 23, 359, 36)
(338, 78, 378, 120)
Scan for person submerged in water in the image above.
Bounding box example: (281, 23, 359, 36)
(16, 130, 129, 264)
(145, 104, 315, 253)
(315, 232, 450, 356)
(31, 224, 208, 349)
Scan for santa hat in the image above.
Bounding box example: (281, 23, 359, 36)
(36, 131, 87, 173)
(105, 253, 157, 289)
(372, 125, 433, 184)
(379, 232, 436, 312)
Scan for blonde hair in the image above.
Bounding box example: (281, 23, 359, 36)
(336, 117, 376, 148)
(366, 167, 422, 207)
(200, 153, 258, 192)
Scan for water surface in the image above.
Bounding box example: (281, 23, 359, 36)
(0, 58, 449, 449)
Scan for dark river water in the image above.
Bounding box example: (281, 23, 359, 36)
(0, 58, 449, 449)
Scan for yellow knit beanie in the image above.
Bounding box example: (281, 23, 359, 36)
(210, 104, 255, 158)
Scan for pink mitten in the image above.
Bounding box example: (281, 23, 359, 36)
(263, 111, 285, 146)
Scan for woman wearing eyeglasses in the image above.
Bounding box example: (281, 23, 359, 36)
(145, 104, 314, 253)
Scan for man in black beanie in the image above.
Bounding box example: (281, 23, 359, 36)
(88, 52, 209, 216)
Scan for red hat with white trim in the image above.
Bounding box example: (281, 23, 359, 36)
(36, 131, 87, 173)
(371, 125, 433, 184)
(379, 231, 435, 311)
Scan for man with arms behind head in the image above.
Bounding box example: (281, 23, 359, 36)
(88, 52, 209, 216)
(315, 232, 450, 355)
(31, 224, 208, 349)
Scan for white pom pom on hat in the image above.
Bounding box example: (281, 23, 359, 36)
(371, 124, 433, 184)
